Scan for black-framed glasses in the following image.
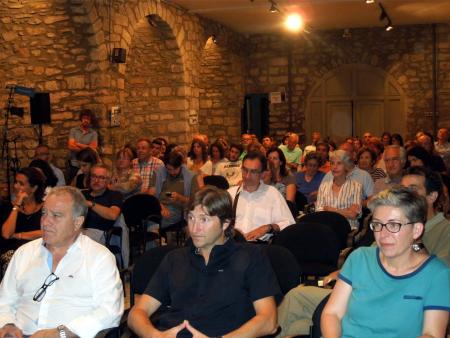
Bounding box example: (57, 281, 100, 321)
(369, 221, 416, 233)
(33, 272, 59, 302)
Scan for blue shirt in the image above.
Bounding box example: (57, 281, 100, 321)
(339, 247, 450, 338)
(295, 171, 325, 203)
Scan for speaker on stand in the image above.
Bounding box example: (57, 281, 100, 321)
(30, 92, 51, 144)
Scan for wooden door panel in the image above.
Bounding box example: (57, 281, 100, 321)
(326, 101, 352, 144)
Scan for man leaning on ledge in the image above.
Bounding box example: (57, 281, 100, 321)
(0, 186, 124, 338)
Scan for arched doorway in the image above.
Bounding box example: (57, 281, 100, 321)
(305, 64, 406, 143)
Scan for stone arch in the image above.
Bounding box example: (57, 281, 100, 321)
(81, 0, 193, 150)
(305, 63, 407, 143)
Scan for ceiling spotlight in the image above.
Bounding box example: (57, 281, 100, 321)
(342, 28, 351, 38)
(285, 13, 304, 32)
(378, 3, 393, 32)
(365, 0, 375, 3)
(269, 0, 279, 13)
(385, 20, 394, 31)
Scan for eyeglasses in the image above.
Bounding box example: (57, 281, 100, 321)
(90, 175, 107, 181)
(241, 167, 261, 176)
(33, 272, 59, 302)
(369, 221, 416, 233)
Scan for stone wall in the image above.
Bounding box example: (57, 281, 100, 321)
(246, 24, 450, 141)
(0, 0, 248, 197)
(199, 26, 247, 142)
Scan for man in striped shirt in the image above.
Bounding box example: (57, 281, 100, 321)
(132, 138, 163, 195)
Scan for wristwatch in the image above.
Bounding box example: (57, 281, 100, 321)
(57, 325, 67, 338)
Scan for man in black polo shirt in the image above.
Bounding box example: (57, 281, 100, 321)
(83, 164, 123, 244)
(128, 186, 280, 338)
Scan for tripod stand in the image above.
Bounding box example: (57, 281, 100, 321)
(1, 87, 21, 202)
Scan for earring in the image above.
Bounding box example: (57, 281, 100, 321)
(412, 242, 424, 252)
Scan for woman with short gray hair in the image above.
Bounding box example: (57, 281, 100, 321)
(321, 186, 450, 337)
(316, 150, 362, 229)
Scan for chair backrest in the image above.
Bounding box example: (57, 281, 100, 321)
(311, 293, 331, 338)
(272, 222, 341, 277)
(298, 211, 351, 250)
(286, 200, 298, 219)
(122, 194, 162, 227)
(264, 245, 301, 295)
(204, 175, 230, 190)
(295, 191, 308, 212)
(130, 245, 177, 306)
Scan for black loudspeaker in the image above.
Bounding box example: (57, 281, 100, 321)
(241, 94, 269, 140)
(112, 48, 127, 63)
(30, 92, 51, 125)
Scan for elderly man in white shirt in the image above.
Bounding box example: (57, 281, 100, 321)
(228, 151, 295, 241)
(0, 186, 123, 338)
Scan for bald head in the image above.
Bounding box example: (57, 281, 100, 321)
(287, 133, 299, 150)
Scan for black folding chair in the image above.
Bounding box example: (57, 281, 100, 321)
(122, 194, 162, 259)
(130, 245, 177, 306)
(160, 220, 187, 246)
(105, 226, 123, 269)
(204, 175, 230, 190)
(272, 222, 341, 282)
(295, 191, 308, 214)
(264, 245, 301, 297)
(298, 211, 352, 249)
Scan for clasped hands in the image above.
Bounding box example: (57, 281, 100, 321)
(154, 320, 209, 338)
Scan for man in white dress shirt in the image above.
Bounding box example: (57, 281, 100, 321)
(0, 186, 123, 338)
(228, 151, 295, 241)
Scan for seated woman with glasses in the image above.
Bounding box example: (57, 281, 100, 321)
(321, 186, 450, 338)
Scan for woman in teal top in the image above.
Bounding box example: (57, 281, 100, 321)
(321, 186, 450, 338)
